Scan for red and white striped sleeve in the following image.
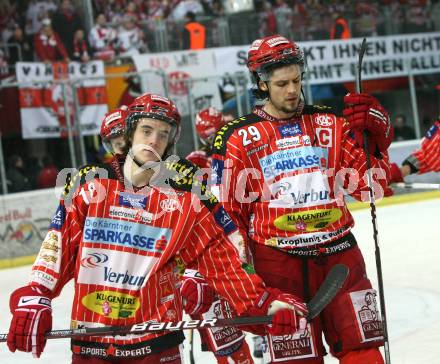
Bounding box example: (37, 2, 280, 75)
(408, 121, 440, 173)
(30, 173, 90, 297)
(179, 208, 265, 314)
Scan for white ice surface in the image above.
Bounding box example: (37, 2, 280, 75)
(0, 198, 439, 363)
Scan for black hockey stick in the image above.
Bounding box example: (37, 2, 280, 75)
(189, 329, 195, 364)
(356, 38, 391, 364)
(0, 265, 348, 342)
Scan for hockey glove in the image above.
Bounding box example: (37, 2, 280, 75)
(254, 287, 308, 336)
(343, 93, 393, 154)
(411, 120, 440, 173)
(389, 162, 404, 184)
(8, 284, 52, 358)
(180, 269, 215, 315)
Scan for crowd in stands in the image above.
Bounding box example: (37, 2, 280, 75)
(4, 154, 59, 193)
(1, 0, 439, 75)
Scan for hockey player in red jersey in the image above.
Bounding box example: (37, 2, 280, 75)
(186, 107, 227, 168)
(7, 93, 309, 363)
(210, 35, 393, 363)
(183, 107, 254, 364)
(389, 118, 440, 183)
(100, 106, 128, 155)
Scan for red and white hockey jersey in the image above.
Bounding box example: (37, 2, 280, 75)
(29, 156, 265, 348)
(211, 105, 392, 252)
(406, 120, 440, 173)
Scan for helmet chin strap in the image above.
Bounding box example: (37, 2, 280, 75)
(128, 148, 148, 168)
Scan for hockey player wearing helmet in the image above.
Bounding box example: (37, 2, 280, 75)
(186, 106, 228, 168)
(182, 107, 254, 364)
(7, 92, 311, 363)
(211, 35, 394, 363)
(100, 106, 128, 155)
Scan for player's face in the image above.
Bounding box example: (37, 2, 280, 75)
(260, 64, 302, 117)
(110, 135, 125, 154)
(131, 118, 171, 164)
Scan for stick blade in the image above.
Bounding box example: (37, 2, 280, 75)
(307, 264, 349, 320)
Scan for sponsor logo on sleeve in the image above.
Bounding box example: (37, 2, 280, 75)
(278, 123, 302, 137)
(49, 205, 66, 230)
(31, 270, 56, 288)
(213, 207, 236, 234)
(211, 159, 224, 185)
(34, 230, 62, 272)
(426, 123, 438, 139)
(273, 208, 342, 232)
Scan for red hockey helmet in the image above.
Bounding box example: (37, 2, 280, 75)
(195, 107, 226, 142)
(247, 35, 304, 75)
(126, 93, 181, 151)
(100, 106, 128, 153)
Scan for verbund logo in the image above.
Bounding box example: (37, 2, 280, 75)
(80, 252, 145, 288)
(77, 248, 155, 291)
(269, 171, 333, 208)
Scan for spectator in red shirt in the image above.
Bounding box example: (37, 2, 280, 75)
(37, 155, 58, 189)
(34, 18, 69, 62)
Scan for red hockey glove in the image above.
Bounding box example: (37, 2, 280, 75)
(180, 270, 215, 315)
(411, 120, 440, 173)
(343, 93, 393, 154)
(389, 162, 404, 184)
(8, 284, 52, 358)
(254, 288, 308, 336)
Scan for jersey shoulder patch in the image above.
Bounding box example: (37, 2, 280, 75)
(212, 113, 262, 155)
(163, 157, 218, 210)
(62, 163, 113, 198)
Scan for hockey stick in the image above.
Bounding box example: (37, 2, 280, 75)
(356, 38, 391, 364)
(392, 182, 440, 190)
(189, 329, 195, 364)
(0, 265, 348, 342)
